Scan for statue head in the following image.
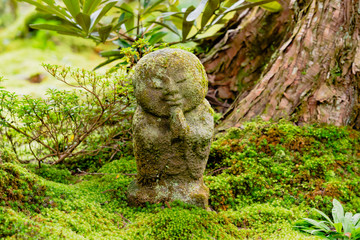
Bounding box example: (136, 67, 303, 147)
(132, 48, 208, 117)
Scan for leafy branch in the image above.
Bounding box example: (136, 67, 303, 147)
(0, 65, 135, 166)
(18, 0, 282, 69)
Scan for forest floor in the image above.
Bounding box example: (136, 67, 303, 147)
(1, 120, 360, 239)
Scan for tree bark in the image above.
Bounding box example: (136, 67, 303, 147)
(201, 0, 293, 112)
(204, 0, 360, 131)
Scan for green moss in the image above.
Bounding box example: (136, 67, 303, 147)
(0, 163, 47, 213)
(2, 120, 359, 239)
(123, 202, 242, 240)
(26, 164, 72, 184)
(207, 120, 360, 214)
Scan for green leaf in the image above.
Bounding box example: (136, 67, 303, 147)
(98, 25, 113, 43)
(210, 0, 245, 26)
(113, 38, 132, 48)
(334, 222, 343, 233)
(352, 227, 360, 239)
(117, 3, 135, 34)
(148, 31, 167, 44)
(75, 12, 91, 33)
(21, 0, 70, 20)
(83, 0, 102, 14)
(301, 229, 327, 237)
(201, 0, 220, 29)
(182, 6, 195, 41)
(29, 24, 82, 37)
(90, 1, 117, 31)
(229, 0, 279, 13)
(303, 218, 331, 231)
(100, 50, 124, 57)
(143, 0, 167, 15)
(63, 0, 81, 18)
(143, 0, 151, 8)
(113, 13, 127, 29)
(313, 208, 334, 226)
(42, 0, 56, 5)
(223, 0, 239, 8)
(343, 212, 354, 234)
(186, 0, 208, 22)
(332, 199, 345, 224)
(246, 0, 282, 12)
(149, 21, 180, 36)
(353, 213, 360, 226)
(94, 58, 119, 70)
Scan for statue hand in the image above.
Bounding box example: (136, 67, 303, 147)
(170, 107, 189, 139)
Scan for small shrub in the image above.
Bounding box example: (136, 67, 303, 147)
(0, 65, 135, 168)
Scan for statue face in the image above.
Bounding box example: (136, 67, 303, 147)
(132, 49, 208, 117)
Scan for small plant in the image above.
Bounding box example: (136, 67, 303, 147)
(295, 199, 360, 239)
(0, 65, 135, 167)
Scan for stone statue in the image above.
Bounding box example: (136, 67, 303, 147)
(127, 48, 214, 209)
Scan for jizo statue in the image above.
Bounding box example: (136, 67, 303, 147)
(127, 48, 214, 208)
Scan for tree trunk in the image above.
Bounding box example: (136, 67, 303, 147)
(202, 0, 293, 112)
(204, 0, 360, 131)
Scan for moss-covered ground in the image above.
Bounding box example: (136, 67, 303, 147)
(2, 120, 359, 239)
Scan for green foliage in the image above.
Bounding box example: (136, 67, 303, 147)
(20, 0, 117, 39)
(20, 0, 282, 68)
(295, 199, 360, 239)
(206, 120, 360, 213)
(97, 38, 159, 70)
(0, 65, 135, 166)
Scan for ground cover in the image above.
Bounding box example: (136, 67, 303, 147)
(2, 120, 359, 239)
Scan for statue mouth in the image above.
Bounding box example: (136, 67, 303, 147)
(166, 100, 182, 106)
(163, 96, 182, 105)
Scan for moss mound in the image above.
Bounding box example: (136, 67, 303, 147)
(26, 164, 72, 184)
(0, 163, 47, 213)
(125, 202, 241, 239)
(207, 121, 360, 214)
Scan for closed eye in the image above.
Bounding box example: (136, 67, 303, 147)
(176, 78, 186, 83)
(152, 78, 163, 89)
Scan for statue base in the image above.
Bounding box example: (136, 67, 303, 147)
(127, 178, 209, 209)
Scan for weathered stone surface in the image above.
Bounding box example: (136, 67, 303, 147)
(127, 48, 214, 208)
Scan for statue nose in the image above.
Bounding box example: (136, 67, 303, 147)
(163, 80, 179, 95)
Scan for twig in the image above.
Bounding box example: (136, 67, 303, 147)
(165, 201, 172, 209)
(115, 212, 132, 224)
(101, 189, 116, 194)
(75, 168, 136, 177)
(206, 167, 229, 176)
